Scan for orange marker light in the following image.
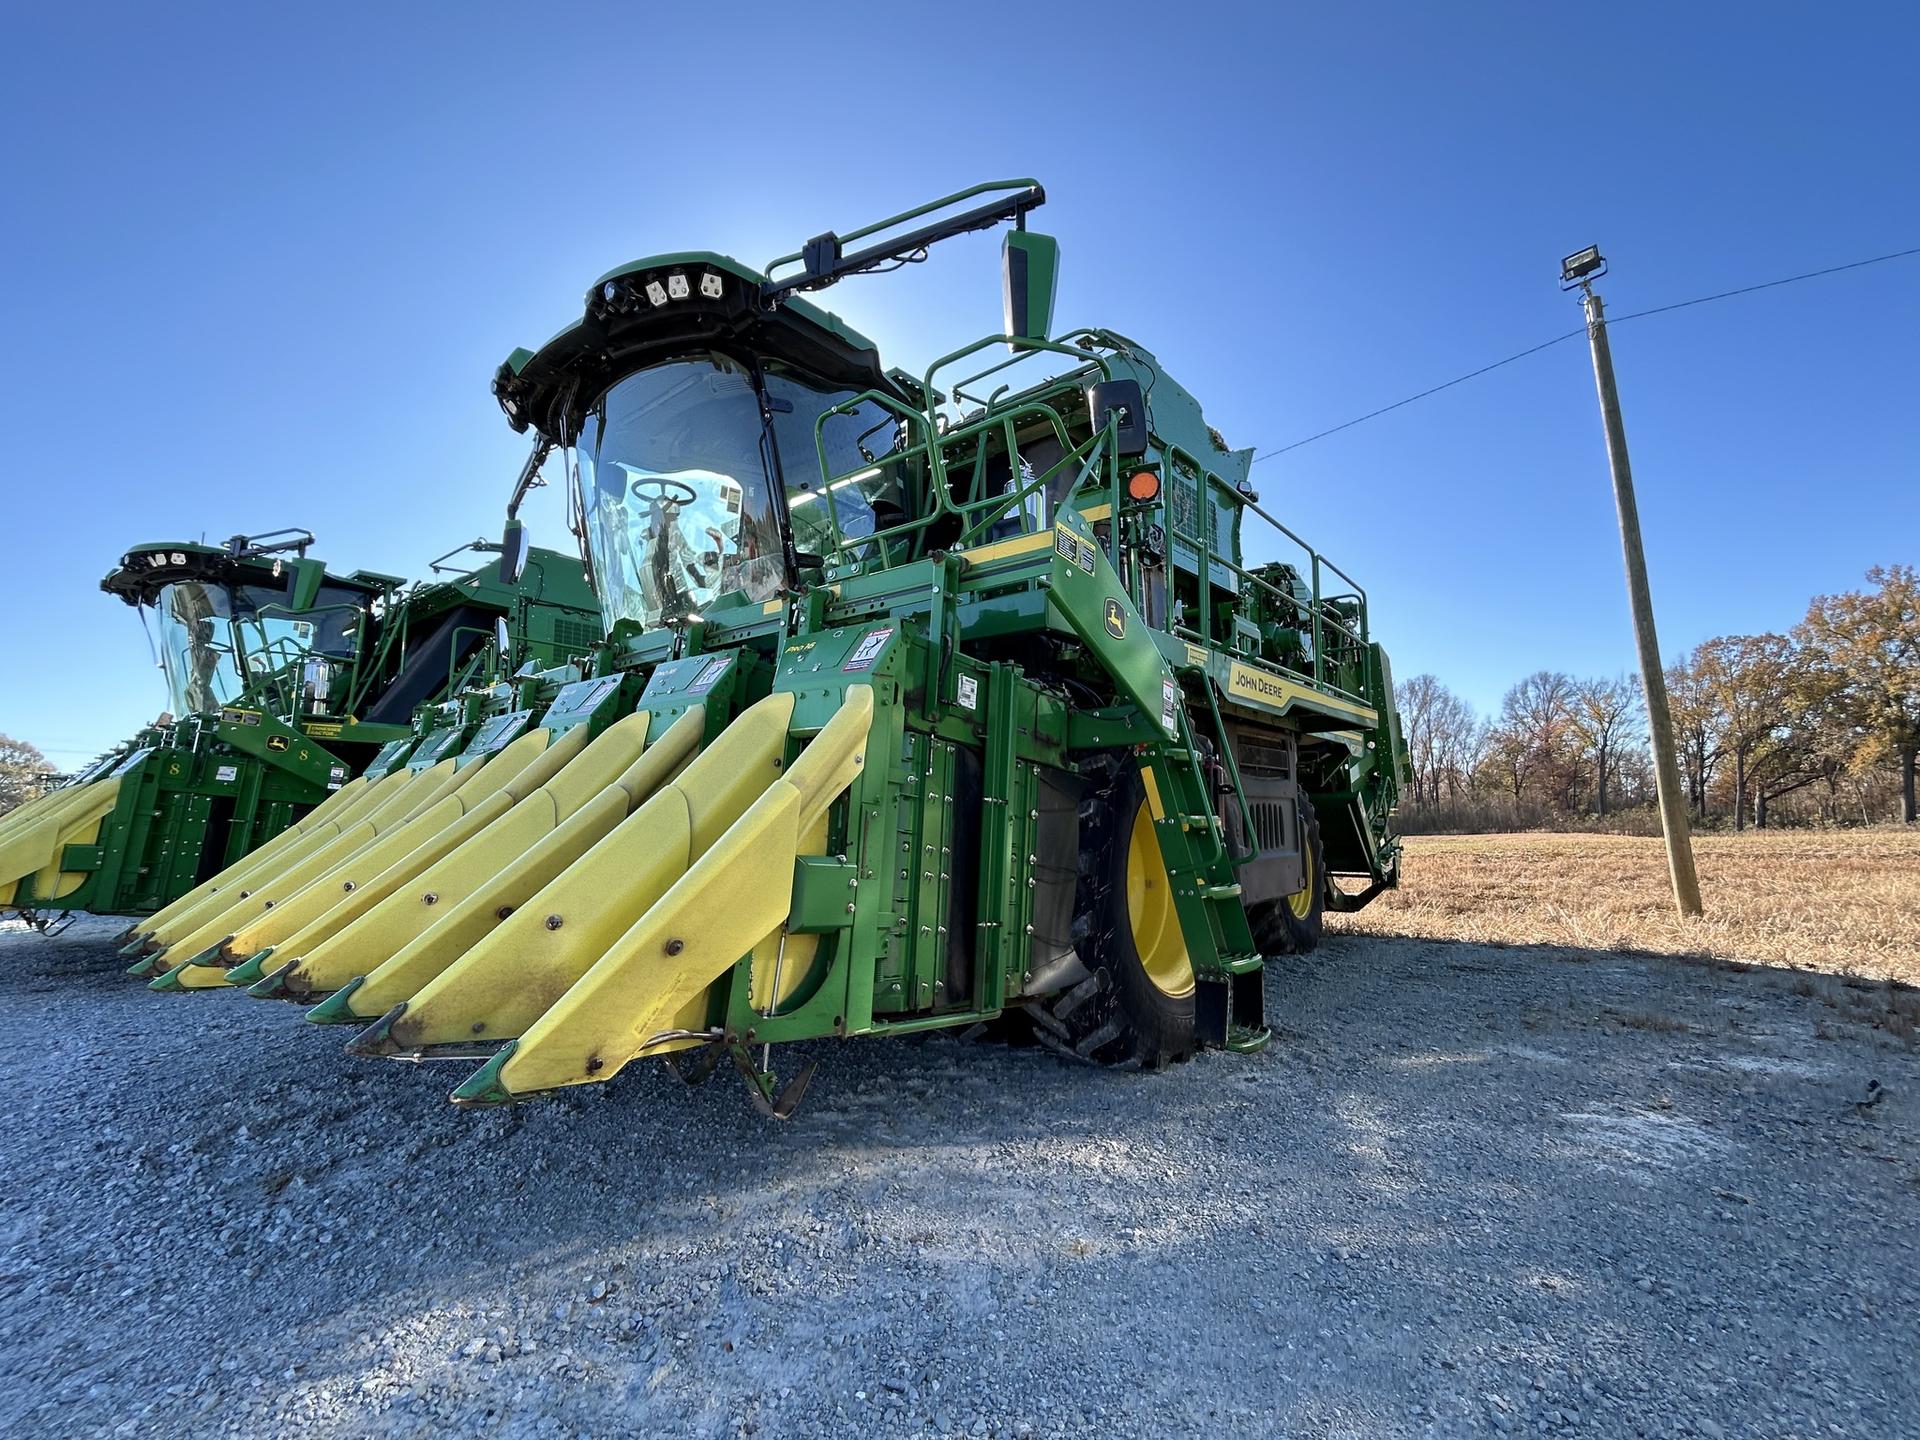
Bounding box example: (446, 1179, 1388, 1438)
(1126, 470, 1161, 502)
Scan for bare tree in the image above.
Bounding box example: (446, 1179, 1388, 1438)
(1395, 674, 1446, 806)
(1433, 689, 1486, 799)
(1570, 674, 1643, 817)
(1395, 675, 1485, 807)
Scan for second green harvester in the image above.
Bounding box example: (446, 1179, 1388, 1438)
(130, 182, 1406, 1116)
(3, 529, 597, 924)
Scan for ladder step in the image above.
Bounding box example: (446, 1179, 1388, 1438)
(1218, 952, 1263, 974)
(1197, 883, 1243, 900)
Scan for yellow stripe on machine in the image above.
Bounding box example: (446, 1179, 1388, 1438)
(958, 530, 1055, 570)
(1223, 660, 1378, 725)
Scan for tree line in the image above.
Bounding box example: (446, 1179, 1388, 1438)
(1395, 564, 1918, 832)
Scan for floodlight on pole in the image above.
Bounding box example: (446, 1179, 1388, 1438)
(1561, 245, 1608, 289)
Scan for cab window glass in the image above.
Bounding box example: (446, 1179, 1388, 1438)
(764, 369, 905, 555)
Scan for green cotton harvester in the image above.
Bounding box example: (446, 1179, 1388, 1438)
(125, 182, 1408, 1115)
(3, 528, 598, 926)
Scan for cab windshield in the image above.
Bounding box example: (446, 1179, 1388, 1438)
(150, 581, 363, 717)
(570, 356, 784, 630)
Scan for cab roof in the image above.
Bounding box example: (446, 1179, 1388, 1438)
(493, 252, 900, 445)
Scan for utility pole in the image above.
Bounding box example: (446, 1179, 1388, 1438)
(1560, 246, 1703, 918)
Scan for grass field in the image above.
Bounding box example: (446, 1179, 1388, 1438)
(1329, 828, 1920, 989)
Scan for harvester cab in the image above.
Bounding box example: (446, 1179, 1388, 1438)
(139, 181, 1409, 1118)
(106, 530, 400, 745)
(3, 528, 599, 926)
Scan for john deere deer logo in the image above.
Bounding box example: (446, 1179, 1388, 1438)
(1103, 597, 1126, 640)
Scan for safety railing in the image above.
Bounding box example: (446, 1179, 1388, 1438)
(803, 334, 1121, 566)
(802, 329, 1374, 712)
(1159, 445, 1373, 709)
(444, 623, 504, 694)
(241, 601, 372, 720)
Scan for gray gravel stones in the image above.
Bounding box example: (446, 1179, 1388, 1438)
(0, 915, 1915, 1437)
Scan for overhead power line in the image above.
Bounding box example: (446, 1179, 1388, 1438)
(1251, 244, 1920, 464)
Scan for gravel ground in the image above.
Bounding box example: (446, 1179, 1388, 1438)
(2, 916, 1916, 1440)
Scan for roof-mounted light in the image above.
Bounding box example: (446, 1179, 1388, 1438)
(699, 270, 724, 299)
(666, 271, 690, 301)
(645, 279, 668, 307)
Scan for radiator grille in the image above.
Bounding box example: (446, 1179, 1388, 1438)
(1252, 801, 1290, 852)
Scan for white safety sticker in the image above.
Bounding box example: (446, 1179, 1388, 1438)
(843, 627, 894, 672)
(1161, 677, 1180, 735)
(687, 656, 731, 695)
(214, 765, 238, 783)
(956, 674, 978, 711)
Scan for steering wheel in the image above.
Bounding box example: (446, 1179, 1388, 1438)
(628, 476, 699, 506)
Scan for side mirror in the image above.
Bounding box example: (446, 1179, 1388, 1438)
(494, 616, 511, 661)
(1086, 378, 1150, 458)
(1002, 230, 1059, 352)
(499, 517, 529, 585)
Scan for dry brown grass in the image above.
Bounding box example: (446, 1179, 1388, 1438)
(1329, 829, 1920, 985)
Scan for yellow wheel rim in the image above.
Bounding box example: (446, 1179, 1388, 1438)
(1286, 809, 1316, 919)
(1126, 783, 1195, 999)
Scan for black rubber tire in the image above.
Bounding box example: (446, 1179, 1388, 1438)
(1025, 757, 1196, 1069)
(1248, 800, 1325, 957)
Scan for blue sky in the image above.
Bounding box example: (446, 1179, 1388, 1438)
(3, 3, 1915, 764)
